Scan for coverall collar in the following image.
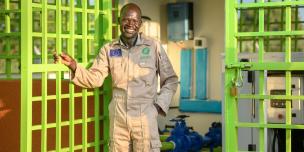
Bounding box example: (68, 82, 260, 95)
(113, 33, 151, 48)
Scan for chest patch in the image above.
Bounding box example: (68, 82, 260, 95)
(110, 49, 122, 57)
(140, 47, 151, 59)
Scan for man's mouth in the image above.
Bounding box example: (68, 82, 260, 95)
(125, 28, 135, 33)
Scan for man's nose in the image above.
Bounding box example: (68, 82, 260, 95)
(125, 19, 137, 26)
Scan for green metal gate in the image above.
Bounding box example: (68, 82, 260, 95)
(225, 0, 304, 151)
(0, 0, 21, 79)
(19, 0, 119, 151)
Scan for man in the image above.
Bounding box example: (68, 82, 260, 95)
(54, 3, 178, 152)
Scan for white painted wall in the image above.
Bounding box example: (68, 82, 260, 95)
(119, 0, 224, 135)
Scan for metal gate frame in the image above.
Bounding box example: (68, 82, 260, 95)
(20, 0, 118, 151)
(225, 0, 304, 152)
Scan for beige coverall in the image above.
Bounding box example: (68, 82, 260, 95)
(72, 33, 178, 152)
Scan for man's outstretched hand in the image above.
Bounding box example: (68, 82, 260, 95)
(53, 52, 77, 72)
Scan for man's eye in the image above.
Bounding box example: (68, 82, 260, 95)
(123, 19, 140, 24)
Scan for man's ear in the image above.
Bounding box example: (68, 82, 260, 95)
(138, 19, 143, 26)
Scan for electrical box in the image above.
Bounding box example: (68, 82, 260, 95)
(167, 2, 193, 41)
(266, 76, 304, 124)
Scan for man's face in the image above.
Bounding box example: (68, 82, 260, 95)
(120, 8, 142, 39)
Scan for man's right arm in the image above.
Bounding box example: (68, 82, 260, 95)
(55, 47, 110, 88)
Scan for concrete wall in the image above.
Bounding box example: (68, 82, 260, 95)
(119, 0, 224, 134)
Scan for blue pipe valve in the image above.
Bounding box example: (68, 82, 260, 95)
(165, 115, 222, 152)
(166, 115, 204, 152)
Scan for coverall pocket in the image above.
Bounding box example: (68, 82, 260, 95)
(111, 59, 123, 85)
(137, 62, 155, 86)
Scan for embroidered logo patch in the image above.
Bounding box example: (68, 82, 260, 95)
(140, 47, 151, 59)
(141, 47, 150, 55)
(110, 49, 122, 57)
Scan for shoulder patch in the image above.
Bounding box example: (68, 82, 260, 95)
(110, 49, 122, 57)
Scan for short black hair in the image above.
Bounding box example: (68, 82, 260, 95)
(120, 3, 142, 18)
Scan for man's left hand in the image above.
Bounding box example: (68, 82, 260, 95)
(154, 104, 165, 116)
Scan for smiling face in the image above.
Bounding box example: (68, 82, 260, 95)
(120, 4, 142, 40)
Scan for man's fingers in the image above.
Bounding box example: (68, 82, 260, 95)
(53, 52, 60, 64)
(60, 53, 71, 61)
(60, 59, 70, 66)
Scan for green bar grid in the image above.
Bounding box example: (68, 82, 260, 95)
(226, 0, 304, 151)
(19, 0, 117, 151)
(0, 0, 21, 79)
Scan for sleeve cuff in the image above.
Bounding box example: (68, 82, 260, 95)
(155, 94, 171, 116)
(69, 63, 79, 82)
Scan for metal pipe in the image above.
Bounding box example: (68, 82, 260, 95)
(160, 135, 170, 142)
(161, 141, 175, 151)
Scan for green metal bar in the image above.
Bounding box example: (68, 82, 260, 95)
(69, 1, 75, 151)
(101, 1, 113, 151)
(0, 9, 21, 13)
(224, 0, 238, 151)
(285, 1, 292, 151)
(32, 32, 95, 39)
(238, 0, 243, 52)
(94, 1, 101, 151)
(41, 0, 48, 151)
(236, 31, 304, 37)
(31, 64, 69, 72)
(294, 5, 299, 51)
(55, 71, 62, 152)
(0, 55, 21, 59)
(20, 0, 33, 151)
(265, 4, 270, 52)
(0, 32, 20, 37)
(237, 1, 304, 9)
(281, 6, 284, 52)
(82, 89, 88, 152)
(41, 72, 48, 152)
(32, 91, 97, 101)
(258, 0, 265, 151)
(32, 117, 106, 131)
(237, 123, 304, 129)
(113, 0, 120, 37)
(227, 62, 304, 71)
(94, 88, 100, 152)
(4, 0, 11, 79)
(55, 0, 62, 151)
(238, 94, 304, 100)
(81, 1, 88, 151)
(31, 3, 106, 14)
(82, 0, 88, 64)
